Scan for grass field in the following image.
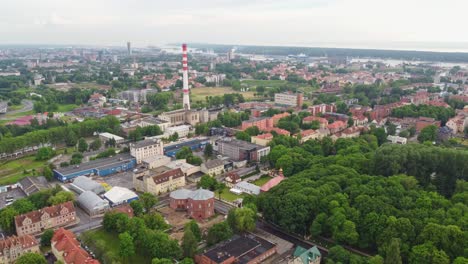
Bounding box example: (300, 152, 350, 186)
(219, 186, 246, 202)
(191, 87, 257, 102)
(252, 175, 271, 186)
(0, 156, 46, 185)
(83, 229, 151, 264)
(242, 80, 289, 89)
(57, 104, 79, 112)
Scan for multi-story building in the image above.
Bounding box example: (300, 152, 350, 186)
(302, 116, 328, 128)
(51, 228, 100, 264)
(201, 159, 224, 176)
(0, 235, 40, 264)
(165, 125, 191, 138)
(134, 167, 186, 195)
(216, 138, 270, 162)
(15, 201, 77, 236)
(251, 133, 274, 146)
(130, 138, 164, 164)
(308, 104, 336, 116)
(274, 92, 303, 108)
(169, 188, 215, 220)
(138, 117, 170, 132)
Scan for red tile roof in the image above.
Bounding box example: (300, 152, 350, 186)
(52, 228, 100, 264)
(112, 204, 134, 218)
(327, 120, 346, 129)
(15, 201, 75, 228)
(255, 133, 274, 140)
(0, 235, 38, 255)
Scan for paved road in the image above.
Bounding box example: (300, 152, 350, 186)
(0, 100, 33, 120)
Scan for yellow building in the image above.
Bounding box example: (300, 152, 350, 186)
(134, 167, 186, 195)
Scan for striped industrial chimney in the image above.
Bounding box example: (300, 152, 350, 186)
(182, 43, 190, 110)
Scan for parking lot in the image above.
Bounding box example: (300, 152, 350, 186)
(0, 188, 26, 209)
(93, 171, 134, 190)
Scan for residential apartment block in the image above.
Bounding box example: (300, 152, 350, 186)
(134, 167, 186, 195)
(274, 92, 303, 108)
(0, 235, 40, 264)
(15, 201, 77, 236)
(201, 159, 224, 176)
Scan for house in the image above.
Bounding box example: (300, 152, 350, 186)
(111, 204, 134, 218)
(266, 127, 291, 136)
(327, 121, 346, 134)
(77, 191, 110, 217)
(415, 117, 441, 132)
(15, 201, 78, 236)
(387, 135, 407, 144)
(18, 176, 50, 196)
(225, 172, 241, 188)
(195, 234, 277, 264)
(51, 228, 100, 264)
(289, 246, 321, 264)
(0, 235, 40, 264)
(251, 133, 273, 146)
(130, 138, 164, 164)
(104, 187, 138, 206)
(302, 116, 328, 128)
(297, 129, 320, 143)
(88, 93, 107, 107)
(134, 167, 186, 195)
(201, 159, 225, 176)
(169, 188, 215, 220)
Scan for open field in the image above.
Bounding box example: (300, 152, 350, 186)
(252, 175, 271, 186)
(57, 104, 79, 112)
(82, 229, 151, 264)
(191, 87, 257, 102)
(0, 155, 46, 185)
(242, 80, 289, 89)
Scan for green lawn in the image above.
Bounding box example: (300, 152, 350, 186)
(242, 80, 289, 89)
(252, 175, 271, 187)
(82, 229, 151, 264)
(0, 155, 46, 185)
(56, 104, 79, 112)
(3, 110, 34, 118)
(219, 186, 246, 202)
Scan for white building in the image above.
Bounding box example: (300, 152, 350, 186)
(99, 132, 124, 144)
(232, 181, 261, 195)
(387, 135, 407, 144)
(165, 159, 201, 176)
(130, 138, 164, 164)
(201, 159, 224, 176)
(165, 125, 191, 138)
(141, 154, 171, 169)
(104, 186, 138, 206)
(138, 117, 170, 132)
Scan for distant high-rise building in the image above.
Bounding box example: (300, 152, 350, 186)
(127, 41, 132, 56)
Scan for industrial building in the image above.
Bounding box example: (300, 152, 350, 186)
(98, 132, 125, 144)
(53, 154, 136, 182)
(216, 138, 270, 162)
(69, 176, 105, 195)
(18, 176, 50, 196)
(195, 234, 277, 264)
(77, 191, 110, 217)
(104, 186, 138, 206)
(164, 138, 210, 157)
(201, 159, 225, 176)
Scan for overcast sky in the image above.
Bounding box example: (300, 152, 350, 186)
(1, 0, 468, 51)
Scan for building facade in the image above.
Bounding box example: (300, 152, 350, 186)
(217, 138, 270, 162)
(169, 188, 215, 220)
(274, 92, 303, 108)
(0, 235, 40, 264)
(15, 201, 77, 236)
(201, 159, 224, 176)
(51, 228, 99, 264)
(134, 168, 186, 195)
(130, 139, 164, 164)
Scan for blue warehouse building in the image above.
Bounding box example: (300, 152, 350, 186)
(53, 153, 136, 182)
(164, 138, 210, 158)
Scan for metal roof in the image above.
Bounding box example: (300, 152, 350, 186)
(104, 186, 138, 204)
(77, 191, 109, 211)
(70, 176, 105, 194)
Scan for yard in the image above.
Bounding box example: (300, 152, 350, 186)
(0, 155, 46, 185)
(251, 175, 271, 187)
(81, 228, 151, 264)
(191, 87, 256, 102)
(219, 186, 246, 202)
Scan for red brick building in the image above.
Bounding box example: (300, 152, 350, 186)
(51, 228, 99, 264)
(308, 104, 336, 116)
(169, 188, 215, 220)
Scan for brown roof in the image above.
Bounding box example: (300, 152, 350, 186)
(0, 235, 38, 255)
(52, 228, 100, 264)
(15, 201, 75, 228)
(152, 168, 184, 184)
(112, 204, 134, 218)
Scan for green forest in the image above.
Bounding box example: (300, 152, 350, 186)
(257, 136, 468, 264)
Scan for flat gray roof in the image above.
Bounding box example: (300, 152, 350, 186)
(55, 153, 134, 175)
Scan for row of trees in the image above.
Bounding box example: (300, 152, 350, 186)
(217, 111, 250, 127)
(0, 115, 121, 154)
(391, 105, 456, 124)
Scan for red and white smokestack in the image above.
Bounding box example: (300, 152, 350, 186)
(182, 43, 190, 110)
